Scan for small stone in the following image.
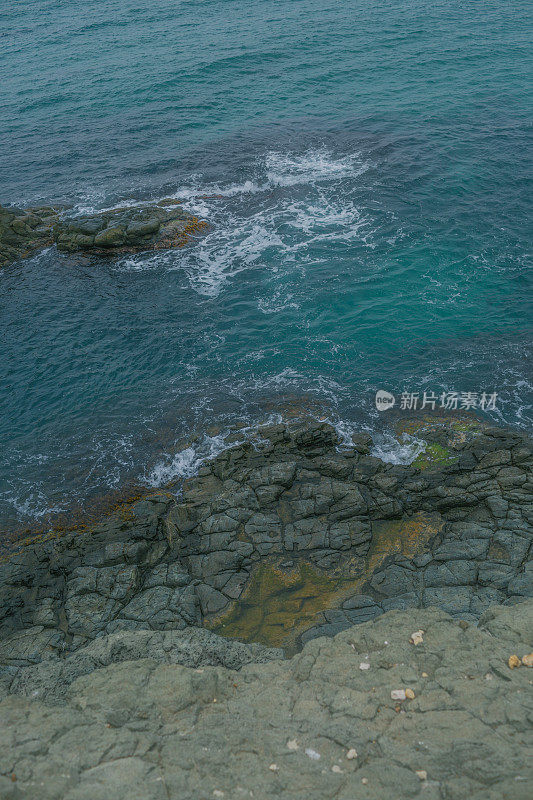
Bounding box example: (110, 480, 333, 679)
(415, 770, 427, 780)
(405, 688, 415, 700)
(269, 764, 278, 772)
(346, 748, 358, 760)
(359, 661, 370, 670)
(521, 653, 533, 667)
(362, 777, 369, 784)
(409, 630, 424, 646)
(508, 655, 521, 669)
(332, 765, 342, 773)
(305, 748, 321, 760)
(287, 739, 299, 751)
(422, 672, 428, 678)
(391, 689, 406, 701)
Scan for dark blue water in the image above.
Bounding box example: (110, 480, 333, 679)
(1, 1, 531, 528)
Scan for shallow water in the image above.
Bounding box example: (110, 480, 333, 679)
(0, 1, 531, 529)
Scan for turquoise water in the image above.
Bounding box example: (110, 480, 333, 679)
(1, 0, 532, 528)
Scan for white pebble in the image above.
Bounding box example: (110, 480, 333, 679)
(391, 689, 406, 701)
(305, 748, 321, 760)
(409, 630, 424, 646)
(359, 661, 370, 670)
(269, 764, 278, 772)
(332, 765, 342, 773)
(287, 739, 299, 751)
(415, 770, 427, 780)
(346, 748, 358, 760)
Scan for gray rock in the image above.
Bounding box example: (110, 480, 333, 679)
(0, 602, 531, 799)
(0, 200, 207, 267)
(0, 419, 531, 669)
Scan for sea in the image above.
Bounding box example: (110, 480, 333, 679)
(0, 0, 531, 531)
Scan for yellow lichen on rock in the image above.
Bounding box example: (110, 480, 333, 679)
(208, 562, 345, 649)
(367, 512, 444, 574)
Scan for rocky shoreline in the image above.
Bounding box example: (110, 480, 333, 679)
(0, 200, 207, 267)
(1, 416, 532, 797)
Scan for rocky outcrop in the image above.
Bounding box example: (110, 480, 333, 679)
(0, 601, 532, 799)
(0, 204, 59, 267)
(52, 202, 207, 254)
(0, 417, 532, 797)
(0, 200, 207, 266)
(0, 418, 531, 669)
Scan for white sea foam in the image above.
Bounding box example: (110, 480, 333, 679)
(264, 148, 369, 186)
(257, 289, 300, 314)
(178, 220, 285, 296)
(145, 419, 279, 488)
(107, 146, 377, 296)
(178, 195, 373, 297)
(146, 440, 217, 486)
(371, 432, 426, 465)
(0, 489, 68, 521)
(170, 148, 370, 205)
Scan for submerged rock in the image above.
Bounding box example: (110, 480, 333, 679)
(0, 199, 207, 266)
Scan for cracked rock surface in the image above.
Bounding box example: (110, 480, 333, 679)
(0, 418, 532, 797)
(1, 419, 531, 666)
(0, 601, 532, 799)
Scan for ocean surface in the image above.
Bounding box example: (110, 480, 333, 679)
(0, 0, 532, 531)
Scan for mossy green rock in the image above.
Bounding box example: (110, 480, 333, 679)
(0, 200, 208, 266)
(53, 203, 205, 254)
(93, 225, 127, 248)
(0, 204, 59, 267)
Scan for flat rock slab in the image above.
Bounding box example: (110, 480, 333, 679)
(0, 601, 532, 799)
